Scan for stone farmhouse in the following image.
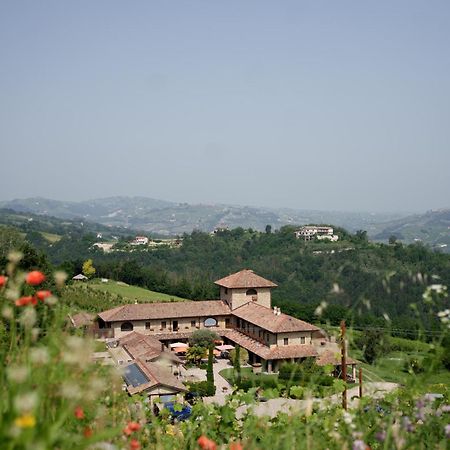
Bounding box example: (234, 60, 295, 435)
(96, 269, 355, 374)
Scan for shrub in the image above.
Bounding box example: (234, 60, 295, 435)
(403, 357, 425, 374)
(187, 380, 215, 397)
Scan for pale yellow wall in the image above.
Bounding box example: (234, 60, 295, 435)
(276, 331, 313, 346)
(220, 287, 272, 310)
(111, 315, 230, 338)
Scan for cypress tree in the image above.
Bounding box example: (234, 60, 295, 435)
(206, 345, 215, 396)
(234, 345, 241, 385)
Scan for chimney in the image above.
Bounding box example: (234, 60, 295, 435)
(273, 307, 277, 315)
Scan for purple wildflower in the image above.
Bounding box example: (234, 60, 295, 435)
(402, 416, 414, 433)
(352, 440, 367, 450)
(445, 424, 450, 439)
(375, 430, 386, 442)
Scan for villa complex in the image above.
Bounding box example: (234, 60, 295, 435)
(96, 269, 354, 374)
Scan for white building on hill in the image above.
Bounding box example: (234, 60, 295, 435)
(295, 226, 338, 241)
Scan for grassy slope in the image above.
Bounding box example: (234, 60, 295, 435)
(86, 279, 187, 302)
(40, 231, 62, 243)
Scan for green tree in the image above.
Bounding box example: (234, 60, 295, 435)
(206, 346, 216, 396)
(189, 329, 219, 349)
(388, 235, 398, 245)
(233, 345, 241, 385)
(265, 224, 272, 234)
(82, 259, 96, 279)
(356, 328, 390, 364)
(185, 345, 206, 365)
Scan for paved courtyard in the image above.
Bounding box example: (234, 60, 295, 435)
(181, 358, 234, 403)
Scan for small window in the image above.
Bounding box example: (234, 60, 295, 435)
(284, 338, 289, 346)
(224, 287, 228, 294)
(246, 289, 257, 296)
(225, 318, 231, 328)
(191, 320, 196, 328)
(121, 322, 133, 332)
(300, 336, 306, 344)
(204, 317, 218, 327)
(145, 322, 151, 330)
(161, 321, 167, 329)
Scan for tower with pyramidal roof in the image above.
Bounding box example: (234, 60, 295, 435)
(214, 269, 277, 310)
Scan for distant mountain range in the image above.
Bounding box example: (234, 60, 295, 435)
(0, 197, 448, 250)
(0, 196, 405, 234)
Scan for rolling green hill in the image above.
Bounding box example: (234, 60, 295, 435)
(85, 279, 187, 303)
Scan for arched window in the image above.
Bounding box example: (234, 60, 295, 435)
(246, 289, 257, 296)
(121, 321, 134, 332)
(204, 317, 218, 327)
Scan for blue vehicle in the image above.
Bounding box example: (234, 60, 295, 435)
(163, 402, 192, 422)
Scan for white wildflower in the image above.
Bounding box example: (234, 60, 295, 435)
(30, 347, 49, 365)
(19, 308, 37, 329)
(7, 365, 29, 383)
(31, 328, 41, 341)
(8, 251, 23, 264)
(14, 392, 38, 413)
(314, 301, 328, 316)
(44, 295, 58, 306)
(60, 382, 82, 400)
(53, 270, 67, 288)
(383, 313, 391, 322)
(5, 288, 20, 301)
(331, 283, 342, 294)
(2, 305, 14, 320)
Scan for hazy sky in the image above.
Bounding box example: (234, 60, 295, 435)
(1, 1, 449, 212)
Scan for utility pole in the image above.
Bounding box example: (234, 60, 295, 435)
(359, 367, 363, 398)
(341, 320, 347, 410)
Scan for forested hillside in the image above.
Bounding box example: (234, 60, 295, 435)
(5, 222, 446, 336)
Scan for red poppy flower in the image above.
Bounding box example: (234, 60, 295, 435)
(197, 435, 217, 450)
(230, 443, 244, 450)
(130, 439, 141, 450)
(15, 296, 34, 307)
(83, 427, 93, 438)
(128, 421, 141, 432)
(26, 271, 46, 286)
(36, 290, 52, 301)
(0, 275, 7, 288)
(74, 406, 84, 420)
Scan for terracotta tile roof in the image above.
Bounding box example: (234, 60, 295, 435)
(232, 302, 319, 333)
(68, 312, 95, 328)
(222, 329, 318, 360)
(214, 269, 277, 289)
(98, 300, 231, 322)
(125, 359, 187, 395)
(118, 332, 182, 364)
(266, 345, 318, 360)
(316, 350, 357, 366)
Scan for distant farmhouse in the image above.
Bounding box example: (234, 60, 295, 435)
(295, 226, 339, 242)
(94, 270, 355, 376)
(131, 236, 149, 245)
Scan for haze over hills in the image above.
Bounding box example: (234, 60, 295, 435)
(0, 196, 409, 236)
(373, 209, 450, 250)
